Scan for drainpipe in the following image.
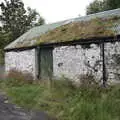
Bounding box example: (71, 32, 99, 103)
(102, 42, 107, 87)
(36, 46, 40, 79)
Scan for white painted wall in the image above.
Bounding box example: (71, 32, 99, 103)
(5, 49, 36, 78)
(5, 42, 120, 84)
(53, 44, 102, 82)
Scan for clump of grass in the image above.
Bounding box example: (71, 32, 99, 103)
(7, 84, 44, 109)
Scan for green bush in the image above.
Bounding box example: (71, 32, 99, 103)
(77, 73, 99, 88)
(0, 49, 4, 65)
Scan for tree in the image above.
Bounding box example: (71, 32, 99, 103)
(86, 0, 106, 15)
(0, 0, 45, 41)
(0, 0, 45, 64)
(0, 27, 11, 64)
(86, 0, 120, 15)
(26, 7, 45, 29)
(105, 0, 120, 10)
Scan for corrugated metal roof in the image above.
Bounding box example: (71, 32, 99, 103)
(5, 8, 120, 50)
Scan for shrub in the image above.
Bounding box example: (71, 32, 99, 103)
(77, 73, 99, 88)
(0, 49, 4, 65)
(5, 69, 34, 86)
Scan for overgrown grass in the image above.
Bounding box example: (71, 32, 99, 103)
(0, 77, 120, 120)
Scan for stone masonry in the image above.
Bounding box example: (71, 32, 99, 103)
(53, 44, 103, 82)
(5, 42, 120, 83)
(5, 49, 36, 78)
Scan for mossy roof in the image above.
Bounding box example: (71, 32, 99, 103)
(5, 8, 120, 50)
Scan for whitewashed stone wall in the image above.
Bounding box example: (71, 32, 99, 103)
(5, 49, 36, 78)
(53, 44, 103, 82)
(105, 42, 120, 83)
(5, 42, 120, 83)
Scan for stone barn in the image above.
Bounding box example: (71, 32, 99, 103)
(4, 9, 120, 84)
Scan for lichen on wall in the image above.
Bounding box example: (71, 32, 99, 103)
(5, 49, 36, 78)
(53, 44, 102, 82)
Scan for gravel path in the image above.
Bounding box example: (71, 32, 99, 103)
(0, 92, 55, 120)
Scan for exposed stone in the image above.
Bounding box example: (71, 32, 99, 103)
(105, 42, 120, 83)
(53, 44, 102, 83)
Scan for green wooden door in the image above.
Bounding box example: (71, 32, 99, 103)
(40, 47, 53, 80)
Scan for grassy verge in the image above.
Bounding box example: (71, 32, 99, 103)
(0, 78, 120, 120)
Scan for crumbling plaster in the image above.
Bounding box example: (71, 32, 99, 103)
(53, 44, 103, 82)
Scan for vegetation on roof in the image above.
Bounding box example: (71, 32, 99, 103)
(38, 16, 120, 44)
(7, 15, 120, 49)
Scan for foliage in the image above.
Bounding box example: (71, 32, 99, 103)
(86, 0, 106, 15)
(0, 0, 45, 65)
(0, 75, 120, 120)
(0, 29, 12, 64)
(0, 0, 45, 42)
(0, 49, 4, 64)
(86, 0, 120, 15)
(105, 0, 120, 10)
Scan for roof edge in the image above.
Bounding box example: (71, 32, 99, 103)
(4, 8, 120, 50)
(4, 35, 120, 52)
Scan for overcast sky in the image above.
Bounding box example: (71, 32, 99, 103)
(0, 0, 94, 23)
(23, 0, 94, 23)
